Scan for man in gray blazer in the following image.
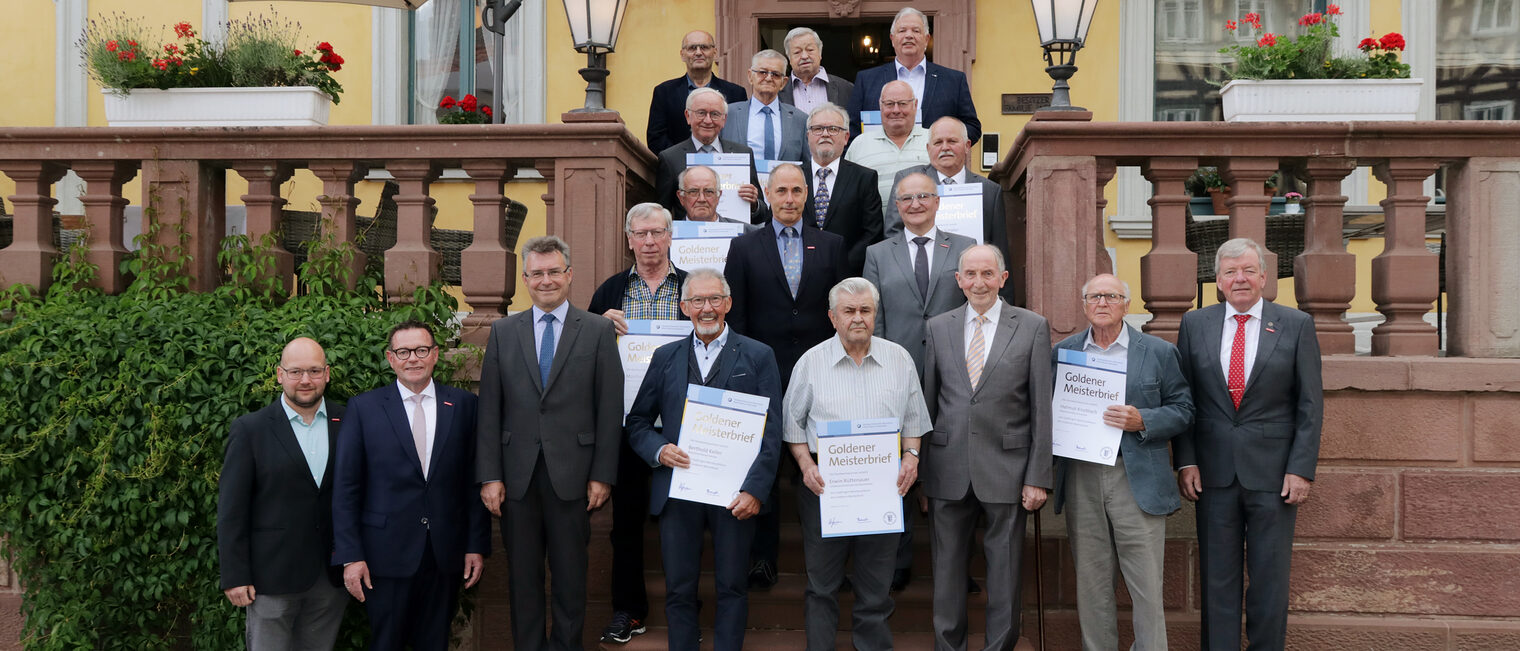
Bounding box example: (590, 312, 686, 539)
(1053, 274, 1194, 651)
(720, 50, 809, 163)
(921, 244, 1053, 651)
(778, 27, 854, 114)
(1174, 238, 1322, 651)
(477, 235, 624, 651)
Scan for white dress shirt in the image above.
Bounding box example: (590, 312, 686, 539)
(1082, 325, 1130, 365)
(532, 300, 571, 361)
(963, 299, 1003, 369)
(396, 379, 437, 477)
(936, 167, 968, 185)
(782, 335, 933, 452)
(894, 58, 927, 123)
(1219, 298, 1264, 383)
(904, 225, 940, 273)
(693, 324, 730, 379)
(811, 157, 841, 196)
(690, 135, 724, 154)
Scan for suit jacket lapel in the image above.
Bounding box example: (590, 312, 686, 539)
(712, 336, 743, 386)
(945, 308, 968, 388)
(321, 408, 341, 492)
(975, 304, 1020, 397)
(1202, 305, 1228, 389)
(1124, 325, 1148, 398)
(545, 310, 584, 392)
(265, 401, 319, 492)
(758, 224, 793, 299)
(926, 231, 957, 301)
(516, 313, 545, 395)
(432, 388, 456, 467)
(887, 236, 926, 306)
(1244, 302, 1286, 392)
(382, 385, 426, 477)
(923, 66, 940, 121)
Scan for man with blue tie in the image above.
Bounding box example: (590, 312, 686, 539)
(332, 322, 490, 651)
(720, 50, 809, 164)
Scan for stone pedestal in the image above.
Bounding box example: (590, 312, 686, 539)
(1445, 157, 1520, 358)
(141, 159, 225, 292)
(1024, 155, 1101, 341)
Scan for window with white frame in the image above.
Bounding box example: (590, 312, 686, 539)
(1158, 0, 1204, 43)
(1157, 107, 1202, 121)
(1473, 0, 1519, 35)
(1464, 100, 1515, 119)
(1437, 0, 1520, 121)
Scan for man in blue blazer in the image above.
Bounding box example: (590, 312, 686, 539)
(626, 267, 784, 651)
(720, 50, 810, 163)
(647, 30, 749, 154)
(845, 7, 981, 143)
(1053, 274, 1194, 651)
(332, 321, 490, 651)
(1174, 238, 1322, 651)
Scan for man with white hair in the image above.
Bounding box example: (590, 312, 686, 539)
(779, 27, 854, 114)
(845, 6, 981, 142)
(721, 49, 809, 163)
(655, 87, 762, 222)
(800, 103, 882, 275)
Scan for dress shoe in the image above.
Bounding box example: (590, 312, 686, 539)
(748, 560, 778, 590)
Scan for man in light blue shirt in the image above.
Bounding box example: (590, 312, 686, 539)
(721, 50, 809, 163)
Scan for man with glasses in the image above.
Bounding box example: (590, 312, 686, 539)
(801, 103, 882, 275)
(477, 235, 624, 651)
(846, 6, 981, 142)
(656, 87, 763, 222)
(720, 50, 809, 164)
(587, 203, 686, 644)
(845, 81, 931, 208)
(219, 337, 348, 651)
(678, 165, 758, 230)
(779, 27, 854, 115)
(625, 268, 784, 651)
(332, 322, 490, 651)
(1053, 274, 1194, 651)
(648, 30, 748, 153)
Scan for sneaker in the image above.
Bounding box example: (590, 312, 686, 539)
(600, 611, 646, 644)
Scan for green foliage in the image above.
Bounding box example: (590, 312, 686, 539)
(0, 222, 465, 649)
(1219, 7, 1411, 81)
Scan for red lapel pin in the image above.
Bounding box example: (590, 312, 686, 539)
(443, 401, 455, 407)
(1264, 322, 1276, 333)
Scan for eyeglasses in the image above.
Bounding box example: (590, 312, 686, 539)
(279, 365, 328, 379)
(880, 99, 916, 110)
(682, 43, 716, 53)
(683, 295, 729, 307)
(688, 109, 724, 121)
(387, 345, 436, 360)
(1083, 293, 1127, 304)
(807, 125, 847, 135)
(750, 68, 786, 80)
(679, 188, 719, 198)
(895, 192, 936, 204)
(525, 268, 568, 281)
(628, 228, 669, 240)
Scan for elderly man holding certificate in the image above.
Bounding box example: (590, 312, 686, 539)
(783, 277, 932, 651)
(625, 267, 783, 651)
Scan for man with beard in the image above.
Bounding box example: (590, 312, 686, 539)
(625, 267, 783, 651)
(648, 30, 749, 153)
(801, 103, 882, 275)
(219, 337, 348, 650)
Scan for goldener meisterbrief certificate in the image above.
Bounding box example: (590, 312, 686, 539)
(816, 417, 904, 538)
(1051, 348, 1127, 466)
(670, 385, 769, 508)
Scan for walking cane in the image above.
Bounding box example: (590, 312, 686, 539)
(1033, 508, 1045, 651)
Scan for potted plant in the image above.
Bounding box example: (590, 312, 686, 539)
(1217, 6, 1420, 122)
(1283, 191, 1304, 214)
(1188, 167, 1232, 215)
(437, 94, 493, 124)
(81, 13, 345, 127)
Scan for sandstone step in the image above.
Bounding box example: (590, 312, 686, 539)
(601, 627, 1001, 651)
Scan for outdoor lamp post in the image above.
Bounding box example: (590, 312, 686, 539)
(1029, 0, 1099, 111)
(563, 0, 628, 113)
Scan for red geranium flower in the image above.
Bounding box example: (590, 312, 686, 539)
(440, 95, 457, 109)
(174, 22, 195, 39)
(164, 43, 180, 54)
(1226, 19, 1237, 31)
(1258, 33, 1277, 47)
(127, 39, 138, 48)
(293, 49, 302, 56)
(1243, 12, 1262, 28)
(316, 42, 334, 53)
(1358, 37, 1377, 51)
(1378, 32, 1406, 51)
(106, 40, 118, 52)
(1327, 4, 1343, 15)
(1299, 12, 1322, 26)
(460, 94, 478, 111)
(481, 105, 492, 117)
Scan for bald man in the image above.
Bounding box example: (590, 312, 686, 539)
(219, 338, 349, 651)
(648, 30, 750, 153)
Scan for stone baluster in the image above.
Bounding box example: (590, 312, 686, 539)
(459, 160, 517, 346)
(1221, 157, 1280, 300)
(309, 161, 368, 290)
(1444, 157, 1520, 358)
(0, 162, 67, 293)
(536, 156, 633, 309)
(231, 162, 295, 293)
(71, 161, 138, 294)
(1370, 159, 1441, 356)
(1024, 155, 1102, 341)
(1292, 158, 1358, 354)
(384, 161, 441, 302)
(141, 160, 226, 292)
(1139, 157, 1198, 343)
(1094, 159, 1116, 276)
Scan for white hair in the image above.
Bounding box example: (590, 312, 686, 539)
(891, 7, 931, 37)
(828, 277, 881, 311)
(685, 87, 728, 112)
(1080, 275, 1131, 299)
(681, 268, 732, 300)
(957, 244, 1006, 273)
(624, 202, 673, 232)
(807, 102, 849, 127)
(783, 27, 822, 54)
(677, 165, 720, 192)
(751, 49, 787, 68)
(1214, 237, 1267, 277)
(929, 116, 968, 140)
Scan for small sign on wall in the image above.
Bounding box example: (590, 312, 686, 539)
(1002, 93, 1053, 114)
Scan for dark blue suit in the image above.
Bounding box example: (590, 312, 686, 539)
(626, 331, 783, 651)
(332, 382, 491, 651)
(647, 74, 750, 154)
(845, 61, 981, 143)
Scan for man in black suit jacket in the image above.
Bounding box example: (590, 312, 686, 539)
(333, 322, 490, 651)
(723, 163, 846, 589)
(647, 30, 749, 154)
(219, 337, 348, 651)
(845, 8, 981, 143)
(778, 27, 855, 115)
(1174, 238, 1322, 651)
(800, 103, 883, 276)
(656, 87, 763, 223)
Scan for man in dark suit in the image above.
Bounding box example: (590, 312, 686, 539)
(219, 337, 348, 651)
(845, 7, 981, 142)
(721, 50, 809, 163)
(921, 244, 1052, 651)
(779, 27, 854, 114)
(723, 162, 847, 588)
(656, 87, 763, 222)
(332, 322, 489, 651)
(1174, 238, 1322, 651)
(1053, 274, 1194, 651)
(648, 30, 749, 154)
(801, 103, 883, 276)
(477, 235, 623, 651)
(626, 267, 784, 651)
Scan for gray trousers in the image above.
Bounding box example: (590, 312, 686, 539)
(929, 492, 1026, 651)
(1065, 457, 1169, 651)
(245, 578, 348, 651)
(797, 480, 897, 651)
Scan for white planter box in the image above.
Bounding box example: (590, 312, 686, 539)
(1221, 78, 1423, 122)
(102, 87, 331, 127)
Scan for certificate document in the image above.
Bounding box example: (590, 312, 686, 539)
(687, 152, 752, 222)
(670, 385, 770, 508)
(816, 418, 904, 538)
(860, 110, 883, 135)
(670, 221, 746, 272)
(618, 320, 693, 417)
(1051, 348, 1127, 466)
(756, 158, 804, 196)
(935, 182, 984, 244)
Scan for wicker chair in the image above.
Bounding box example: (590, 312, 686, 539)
(1185, 214, 1305, 308)
(0, 215, 80, 252)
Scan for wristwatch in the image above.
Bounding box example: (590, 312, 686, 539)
(904, 448, 920, 459)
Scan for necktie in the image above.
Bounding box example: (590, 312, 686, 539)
(967, 315, 989, 390)
(782, 227, 802, 297)
(942, 176, 956, 185)
(814, 168, 832, 228)
(410, 394, 429, 478)
(1228, 314, 1250, 409)
(539, 313, 557, 387)
(700, 143, 716, 154)
(760, 105, 776, 161)
(913, 236, 931, 298)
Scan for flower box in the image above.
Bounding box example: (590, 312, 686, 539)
(101, 87, 331, 127)
(1220, 78, 1423, 122)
